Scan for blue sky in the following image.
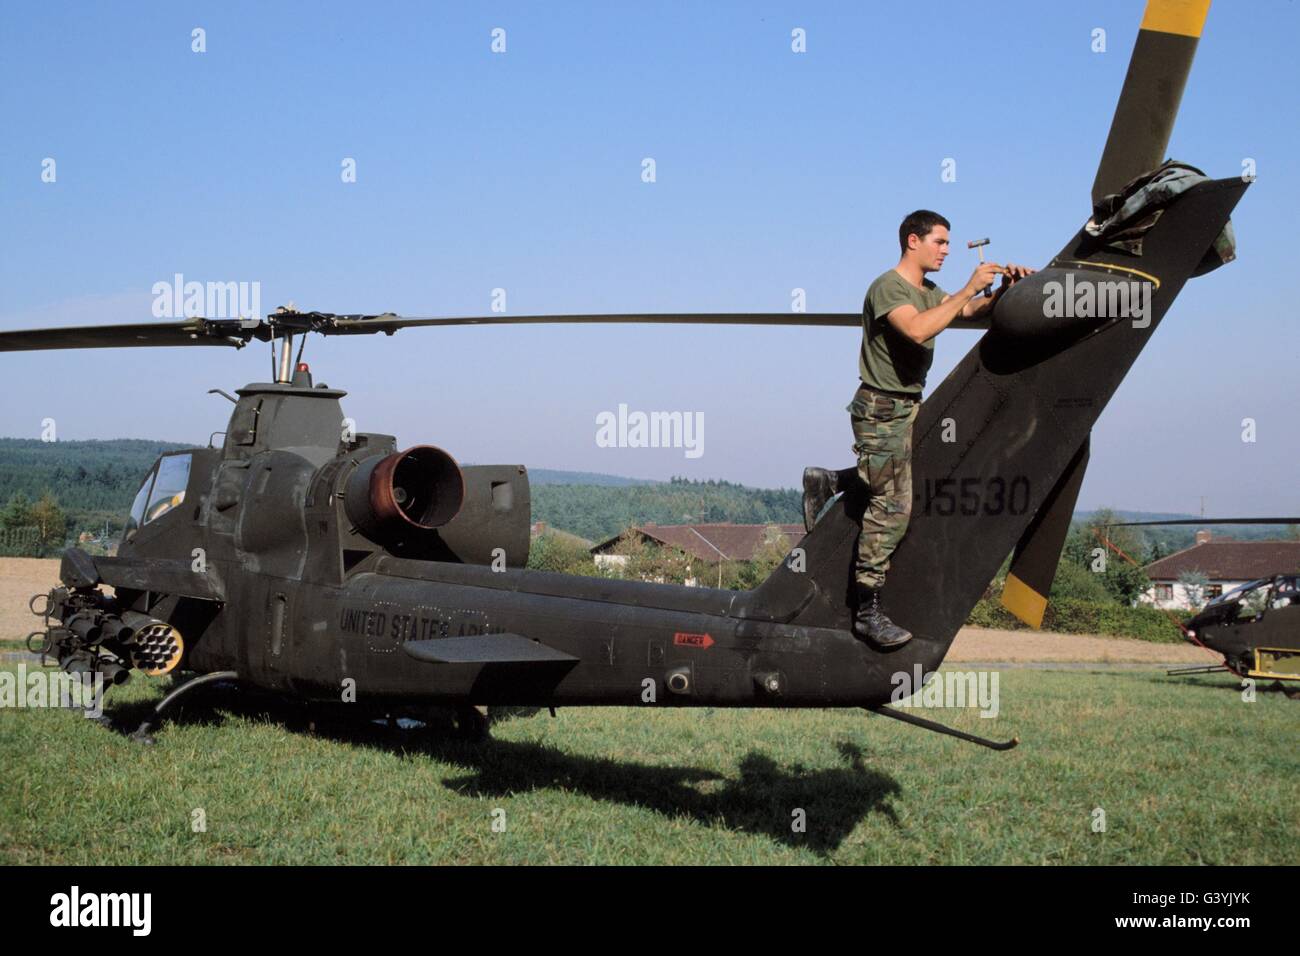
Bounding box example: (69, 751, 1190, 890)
(1, 1, 1297, 515)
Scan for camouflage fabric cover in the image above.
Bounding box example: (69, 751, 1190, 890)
(1086, 158, 1236, 275)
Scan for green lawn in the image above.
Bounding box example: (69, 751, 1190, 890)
(1, 663, 1294, 865)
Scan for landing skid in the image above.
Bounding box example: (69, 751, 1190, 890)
(129, 670, 240, 743)
(1166, 664, 1231, 677)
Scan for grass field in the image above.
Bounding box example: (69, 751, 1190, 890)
(1, 658, 1295, 865)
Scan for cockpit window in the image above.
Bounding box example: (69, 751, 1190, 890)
(124, 465, 158, 540)
(1271, 576, 1299, 610)
(144, 454, 192, 525)
(1239, 584, 1270, 618)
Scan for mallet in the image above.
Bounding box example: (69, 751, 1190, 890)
(967, 237, 993, 297)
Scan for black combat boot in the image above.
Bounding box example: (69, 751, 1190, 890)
(853, 584, 912, 647)
(802, 467, 839, 531)
(802, 466, 860, 531)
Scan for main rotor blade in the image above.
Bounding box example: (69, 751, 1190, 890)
(0, 310, 993, 353)
(1091, 0, 1212, 205)
(326, 312, 866, 332)
(0, 319, 260, 352)
(325, 312, 990, 333)
(1108, 517, 1300, 527)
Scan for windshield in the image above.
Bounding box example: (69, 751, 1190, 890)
(123, 465, 157, 541)
(144, 454, 191, 524)
(123, 454, 192, 541)
(1209, 578, 1270, 607)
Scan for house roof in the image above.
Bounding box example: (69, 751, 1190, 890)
(1144, 540, 1300, 581)
(529, 522, 593, 548)
(591, 522, 806, 563)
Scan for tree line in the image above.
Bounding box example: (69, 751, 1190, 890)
(0, 491, 68, 557)
(532, 480, 801, 542)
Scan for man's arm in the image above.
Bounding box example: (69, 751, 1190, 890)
(886, 262, 1001, 344)
(887, 290, 975, 344)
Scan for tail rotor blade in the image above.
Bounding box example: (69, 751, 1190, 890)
(1091, 0, 1212, 204)
(1001, 438, 1090, 629)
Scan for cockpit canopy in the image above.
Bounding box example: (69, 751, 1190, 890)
(1200, 575, 1299, 621)
(124, 452, 192, 541)
(1208, 577, 1271, 608)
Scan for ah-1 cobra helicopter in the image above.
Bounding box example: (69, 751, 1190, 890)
(3, 0, 1249, 748)
(1103, 518, 1300, 687)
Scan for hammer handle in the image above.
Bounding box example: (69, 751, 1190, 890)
(977, 247, 993, 298)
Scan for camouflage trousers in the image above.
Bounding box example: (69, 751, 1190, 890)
(848, 383, 920, 589)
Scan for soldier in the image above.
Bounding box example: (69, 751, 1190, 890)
(803, 210, 1032, 646)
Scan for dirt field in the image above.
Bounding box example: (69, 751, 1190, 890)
(945, 627, 1216, 664)
(0, 558, 59, 645)
(0, 556, 1217, 664)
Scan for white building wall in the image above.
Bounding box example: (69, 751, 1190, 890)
(1138, 579, 1249, 611)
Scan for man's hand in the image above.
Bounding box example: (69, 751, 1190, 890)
(997, 262, 1036, 293)
(963, 261, 1004, 297)
(958, 261, 1036, 319)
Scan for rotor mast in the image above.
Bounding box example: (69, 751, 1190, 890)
(275, 330, 295, 383)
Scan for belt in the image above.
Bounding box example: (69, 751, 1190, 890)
(859, 382, 921, 402)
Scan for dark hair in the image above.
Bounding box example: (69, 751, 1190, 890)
(898, 210, 950, 254)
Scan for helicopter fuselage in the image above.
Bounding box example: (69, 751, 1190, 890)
(78, 380, 942, 713)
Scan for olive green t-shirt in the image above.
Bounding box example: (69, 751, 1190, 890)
(859, 269, 947, 395)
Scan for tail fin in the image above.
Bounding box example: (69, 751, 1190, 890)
(752, 176, 1247, 648)
(752, 0, 1241, 650)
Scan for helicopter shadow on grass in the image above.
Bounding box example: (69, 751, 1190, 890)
(100, 681, 902, 854)
(423, 736, 901, 855)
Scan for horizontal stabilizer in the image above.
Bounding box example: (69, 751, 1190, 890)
(402, 634, 578, 665)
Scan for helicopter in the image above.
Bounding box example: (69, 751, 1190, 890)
(1103, 518, 1300, 687)
(2, 0, 1249, 748)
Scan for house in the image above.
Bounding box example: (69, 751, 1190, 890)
(1139, 529, 1300, 610)
(590, 522, 805, 585)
